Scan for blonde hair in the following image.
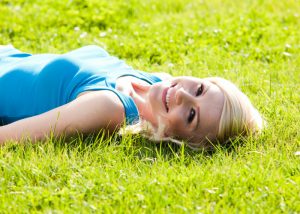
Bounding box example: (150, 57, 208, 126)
(187, 77, 263, 150)
(120, 77, 263, 150)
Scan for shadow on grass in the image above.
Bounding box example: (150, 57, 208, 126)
(1, 130, 260, 165)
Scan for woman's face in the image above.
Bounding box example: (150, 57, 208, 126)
(147, 76, 225, 143)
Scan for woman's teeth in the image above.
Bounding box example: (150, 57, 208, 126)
(165, 83, 176, 112)
(166, 88, 170, 111)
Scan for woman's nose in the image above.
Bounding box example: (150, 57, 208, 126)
(175, 88, 194, 105)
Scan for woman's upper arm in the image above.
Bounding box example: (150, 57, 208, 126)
(0, 91, 125, 143)
(63, 90, 125, 133)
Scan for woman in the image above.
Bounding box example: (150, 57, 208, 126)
(0, 45, 263, 149)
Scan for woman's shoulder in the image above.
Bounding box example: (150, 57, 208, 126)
(65, 45, 110, 58)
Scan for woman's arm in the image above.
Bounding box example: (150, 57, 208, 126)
(0, 91, 125, 144)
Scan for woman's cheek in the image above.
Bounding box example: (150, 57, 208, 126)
(164, 112, 182, 137)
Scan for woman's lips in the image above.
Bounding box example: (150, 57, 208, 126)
(162, 87, 170, 112)
(162, 83, 177, 113)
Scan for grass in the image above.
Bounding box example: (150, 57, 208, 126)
(0, 0, 300, 212)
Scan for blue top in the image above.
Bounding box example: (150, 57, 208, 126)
(0, 45, 162, 125)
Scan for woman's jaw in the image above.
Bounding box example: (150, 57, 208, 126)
(130, 81, 161, 127)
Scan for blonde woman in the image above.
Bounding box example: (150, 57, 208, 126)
(0, 45, 263, 149)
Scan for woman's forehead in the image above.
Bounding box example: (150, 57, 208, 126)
(193, 83, 225, 140)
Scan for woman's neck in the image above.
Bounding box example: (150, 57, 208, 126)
(130, 81, 157, 125)
(115, 76, 157, 126)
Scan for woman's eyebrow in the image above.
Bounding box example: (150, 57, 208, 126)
(203, 84, 210, 96)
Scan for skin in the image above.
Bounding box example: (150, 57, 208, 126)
(0, 74, 224, 145)
(0, 91, 125, 143)
(130, 76, 225, 143)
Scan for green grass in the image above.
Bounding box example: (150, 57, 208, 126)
(0, 0, 299, 212)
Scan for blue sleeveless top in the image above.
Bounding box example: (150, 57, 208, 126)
(0, 45, 161, 125)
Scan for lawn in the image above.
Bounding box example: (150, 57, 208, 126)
(0, 0, 299, 212)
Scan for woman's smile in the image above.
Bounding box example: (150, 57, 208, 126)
(161, 83, 178, 113)
(146, 76, 225, 142)
(162, 87, 169, 112)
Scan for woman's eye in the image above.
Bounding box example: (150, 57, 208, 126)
(188, 108, 196, 123)
(196, 84, 203, 96)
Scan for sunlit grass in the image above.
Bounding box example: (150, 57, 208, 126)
(0, 0, 299, 212)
